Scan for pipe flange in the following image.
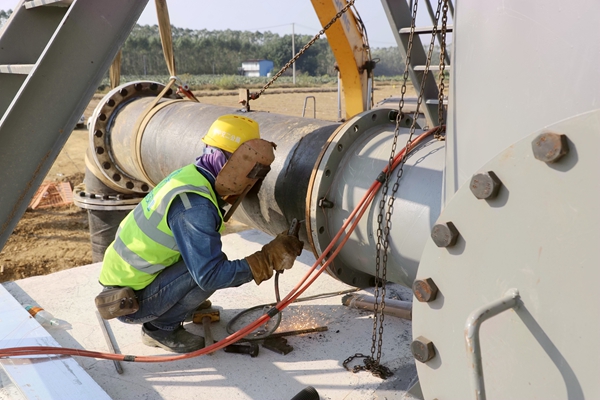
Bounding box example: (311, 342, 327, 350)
(88, 81, 181, 194)
(73, 184, 143, 211)
(305, 108, 415, 287)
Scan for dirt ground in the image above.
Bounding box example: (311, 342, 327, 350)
(0, 83, 409, 282)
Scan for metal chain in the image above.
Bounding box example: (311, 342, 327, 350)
(384, 0, 444, 237)
(342, 0, 420, 381)
(406, 0, 443, 150)
(249, 0, 356, 101)
(375, 0, 424, 370)
(436, 0, 449, 139)
(395, 0, 419, 129)
(343, 353, 393, 380)
(345, 0, 447, 381)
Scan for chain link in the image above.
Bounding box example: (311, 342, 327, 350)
(384, 0, 444, 224)
(352, 0, 448, 380)
(249, 0, 356, 101)
(436, 0, 449, 139)
(349, 0, 421, 381)
(343, 353, 394, 380)
(393, 0, 443, 182)
(396, 0, 419, 130)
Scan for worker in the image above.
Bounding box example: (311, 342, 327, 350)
(97, 114, 304, 353)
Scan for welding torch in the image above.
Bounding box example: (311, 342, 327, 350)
(274, 218, 303, 302)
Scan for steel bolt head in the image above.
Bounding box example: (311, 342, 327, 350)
(411, 336, 436, 363)
(532, 132, 569, 163)
(413, 278, 439, 302)
(470, 171, 501, 200)
(431, 222, 459, 248)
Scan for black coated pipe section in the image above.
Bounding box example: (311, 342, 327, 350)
(88, 209, 129, 262)
(83, 167, 130, 262)
(104, 96, 341, 243)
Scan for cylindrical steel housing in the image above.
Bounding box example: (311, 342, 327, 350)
(306, 109, 445, 287)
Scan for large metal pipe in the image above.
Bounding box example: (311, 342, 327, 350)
(88, 82, 340, 239)
(86, 81, 445, 288)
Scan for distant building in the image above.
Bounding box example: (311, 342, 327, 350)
(240, 59, 274, 77)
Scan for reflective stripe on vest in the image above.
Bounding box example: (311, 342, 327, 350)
(130, 184, 211, 249)
(99, 164, 224, 289)
(112, 235, 167, 275)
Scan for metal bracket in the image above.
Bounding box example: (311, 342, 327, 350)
(302, 96, 316, 118)
(465, 288, 520, 400)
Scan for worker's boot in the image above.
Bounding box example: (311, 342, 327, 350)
(141, 323, 205, 353)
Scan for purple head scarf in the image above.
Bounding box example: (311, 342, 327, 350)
(194, 146, 230, 181)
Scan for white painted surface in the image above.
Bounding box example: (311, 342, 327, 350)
(0, 64, 33, 74)
(0, 285, 110, 399)
(3, 230, 417, 400)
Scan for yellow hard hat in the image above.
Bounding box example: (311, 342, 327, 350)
(202, 115, 260, 154)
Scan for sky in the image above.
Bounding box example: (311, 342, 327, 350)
(0, 0, 400, 48)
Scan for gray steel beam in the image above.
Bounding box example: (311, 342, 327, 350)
(423, 0, 450, 65)
(381, 0, 440, 128)
(0, 0, 149, 252)
(0, 0, 67, 117)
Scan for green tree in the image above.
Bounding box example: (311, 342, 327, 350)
(371, 47, 404, 76)
(116, 23, 400, 77)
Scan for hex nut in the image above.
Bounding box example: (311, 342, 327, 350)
(470, 171, 502, 200)
(531, 132, 569, 163)
(411, 336, 436, 363)
(431, 222, 459, 248)
(413, 278, 439, 302)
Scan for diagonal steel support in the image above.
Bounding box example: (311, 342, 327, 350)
(380, 0, 441, 128)
(0, 0, 149, 251)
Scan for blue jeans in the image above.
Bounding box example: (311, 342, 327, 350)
(117, 259, 214, 331)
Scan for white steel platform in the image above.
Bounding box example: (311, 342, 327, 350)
(2, 230, 417, 400)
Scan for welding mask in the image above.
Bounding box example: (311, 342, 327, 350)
(215, 138, 276, 221)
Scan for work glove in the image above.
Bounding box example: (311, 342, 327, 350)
(245, 232, 304, 285)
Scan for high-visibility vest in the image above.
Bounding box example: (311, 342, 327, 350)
(99, 164, 224, 290)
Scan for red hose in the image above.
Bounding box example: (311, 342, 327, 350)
(0, 127, 439, 362)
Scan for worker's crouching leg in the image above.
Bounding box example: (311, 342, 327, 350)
(117, 259, 213, 353)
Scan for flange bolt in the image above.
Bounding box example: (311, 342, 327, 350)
(431, 222, 459, 248)
(469, 171, 501, 200)
(411, 336, 436, 363)
(531, 132, 569, 163)
(413, 278, 439, 302)
(318, 197, 334, 209)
